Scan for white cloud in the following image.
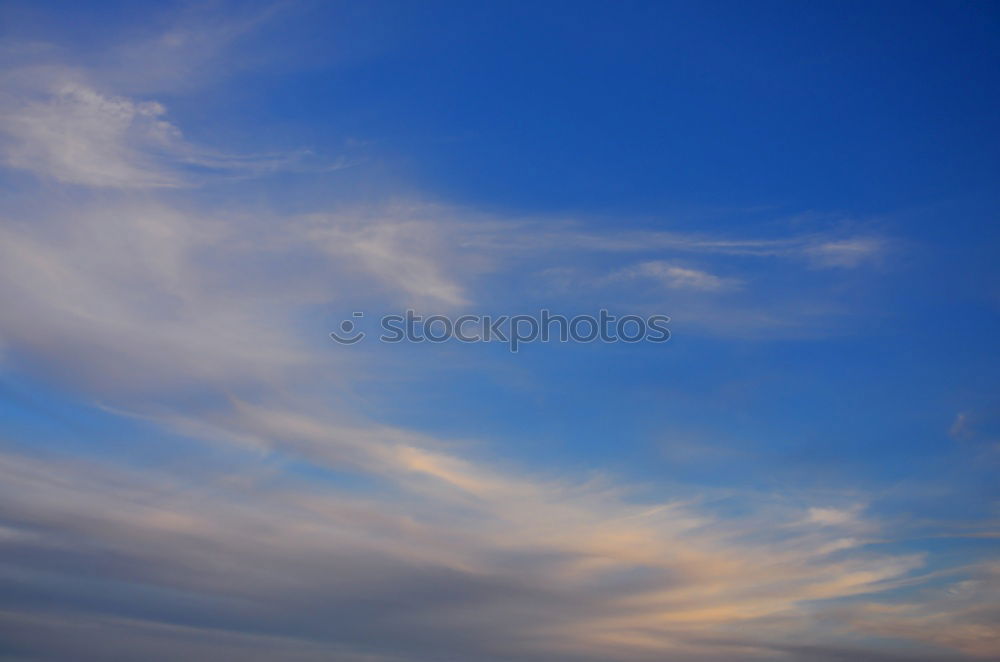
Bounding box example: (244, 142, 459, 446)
(805, 506, 864, 528)
(0, 201, 326, 394)
(0, 68, 326, 188)
(804, 237, 886, 268)
(468, 224, 889, 268)
(613, 261, 741, 292)
(0, 77, 184, 187)
(309, 214, 472, 307)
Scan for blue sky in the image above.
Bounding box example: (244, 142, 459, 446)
(0, 2, 998, 660)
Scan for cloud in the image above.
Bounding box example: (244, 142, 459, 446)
(103, 2, 292, 93)
(804, 238, 887, 269)
(829, 564, 1000, 659)
(0, 201, 329, 395)
(947, 410, 1000, 461)
(0, 434, 943, 662)
(0, 193, 896, 396)
(805, 506, 864, 527)
(612, 261, 741, 292)
(949, 410, 1000, 445)
(0, 610, 386, 662)
(463, 223, 889, 267)
(0, 11, 979, 662)
(0, 76, 185, 187)
(307, 208, 478, 308)
(0, 68, 327, 188)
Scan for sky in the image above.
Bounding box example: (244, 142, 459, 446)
(0, 1, 998, 660)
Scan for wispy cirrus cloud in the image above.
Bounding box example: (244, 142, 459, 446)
(0, 75, 187, 187)
(0, 66, 335, 188)
(804, 237, 887, 269)
(0, 5, 989, 662)
(306, 208, 479, 308)
(457, 222, 889, 268)
(0, 202, 321, 393)
(610, 261, 742, 292)
(0, 188, 962, 659)
(0, 429, 947, 662)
